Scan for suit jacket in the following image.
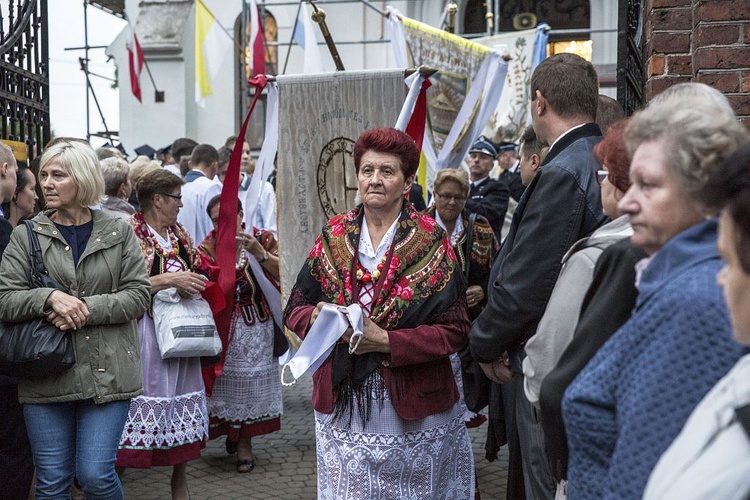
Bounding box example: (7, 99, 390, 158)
(409, 184, 427, 212)
(465, 178, 509, 242)
(469, 123, 605, 365)
(498, 169, 525, 202)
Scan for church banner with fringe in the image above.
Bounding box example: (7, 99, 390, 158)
(276, 70, 405, 302)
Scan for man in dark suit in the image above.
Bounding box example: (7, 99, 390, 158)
(496, 141, 526, 202)
(469, 53, 606, 500)
(0, 141, 33, 500)
(464, 136, 510, 242)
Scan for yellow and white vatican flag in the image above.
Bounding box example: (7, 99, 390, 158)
(276, 70, 406, 301)
(386, 7, 508, 176)
(195, 0, 233, 106)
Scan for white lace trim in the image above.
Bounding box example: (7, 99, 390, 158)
(120, 390, 209, 449)
(208, 318, 283, 422)
(316, 413, 474, 499)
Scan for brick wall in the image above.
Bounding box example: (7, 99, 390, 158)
(644, 0, 750, 125)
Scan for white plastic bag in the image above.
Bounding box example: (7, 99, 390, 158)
(152, 287, 222, 359)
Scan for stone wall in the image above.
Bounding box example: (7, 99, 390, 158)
(645, 0, 750, 125)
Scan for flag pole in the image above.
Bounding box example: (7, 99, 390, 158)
(141, 58, 163, 101)
(445, 2, 458, 33)
(281, 0, 304, 75)
(309, 1, 345, 71)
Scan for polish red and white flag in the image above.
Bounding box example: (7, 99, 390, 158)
(247, 0, 265, 78)
(126, 26, 144, 102)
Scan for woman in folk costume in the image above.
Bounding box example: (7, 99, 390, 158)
(116, 169, 209, 500)
(284, 127, 474, 499)
(197, 195, 283, 473)
(426, 168, 497, 319)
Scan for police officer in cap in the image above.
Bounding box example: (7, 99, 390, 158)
(465, 136, 510, 242)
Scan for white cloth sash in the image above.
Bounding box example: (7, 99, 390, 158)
(281, 304, 363, 386)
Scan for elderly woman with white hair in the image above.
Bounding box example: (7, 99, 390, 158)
(562, 86, 750, 499)
(643, 143, 750, 500)
(100, 156, 135, 218)
(0, 139, 151, 498)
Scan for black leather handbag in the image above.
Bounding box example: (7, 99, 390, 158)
(0, 221, 76, 378)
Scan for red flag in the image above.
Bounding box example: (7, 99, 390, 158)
(405, 78, 431, 152)
(248, 0, 266, 77)
(126, 26, 144, 102)
(202, 75, 268, 397)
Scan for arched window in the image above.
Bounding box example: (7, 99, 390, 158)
(235, 8, 279, 148)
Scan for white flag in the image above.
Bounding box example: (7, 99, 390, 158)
(292, 2, 324, 74)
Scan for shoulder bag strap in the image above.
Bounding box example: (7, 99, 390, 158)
(463, 213, 477, 283)
(23, 220, 46, 287)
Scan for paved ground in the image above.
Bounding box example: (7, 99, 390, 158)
(122, 372, 509, 499)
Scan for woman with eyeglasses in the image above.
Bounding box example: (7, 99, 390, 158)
(428, 168, 496, 318)
(562, 84, 749, 499)
(116, 169, 209, 500)
(519, 118, 638, 497)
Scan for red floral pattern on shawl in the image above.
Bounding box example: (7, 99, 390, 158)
(284, 201, 468, 421)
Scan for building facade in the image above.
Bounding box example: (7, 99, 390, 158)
(107, 0, 620, 152)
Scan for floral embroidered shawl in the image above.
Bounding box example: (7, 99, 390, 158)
(425, 206, 497, 319)
(197, 227, 279, 325)
(284, 201, 467, 417)
(129, 212, 200, 275)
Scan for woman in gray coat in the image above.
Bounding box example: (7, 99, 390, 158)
(0, 139, 151, 499)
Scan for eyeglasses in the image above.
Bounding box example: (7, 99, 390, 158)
(435, 193, 467, 202)
(158, 193, 182, 201)
(596, 170, 608, 185)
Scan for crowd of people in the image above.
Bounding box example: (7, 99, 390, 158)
(1, 50, 750, 500)
(0, 135, 284, 499)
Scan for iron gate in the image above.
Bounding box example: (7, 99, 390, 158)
(617, 0, 645, 116)
(0, 0, 49, 161)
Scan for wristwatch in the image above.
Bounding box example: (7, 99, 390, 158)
(259, 251, 269, 263)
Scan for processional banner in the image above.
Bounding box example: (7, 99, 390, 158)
(399, 17, 490, 154)
(276, 70, 405, 301)
(387, 9, 507, 180)
(475, 25, 549, 143)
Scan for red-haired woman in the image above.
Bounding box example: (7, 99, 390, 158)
(284, 128, 474, 498)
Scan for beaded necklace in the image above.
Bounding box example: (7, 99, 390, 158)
(354, 254, 387, 283)
(132, 211, 191, 274)
(150, 225, 179, 259)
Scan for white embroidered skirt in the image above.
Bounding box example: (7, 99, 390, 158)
(209, 316, 283, 424)
(314, 372, 475, 499)
(118, 313, 209, 466)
